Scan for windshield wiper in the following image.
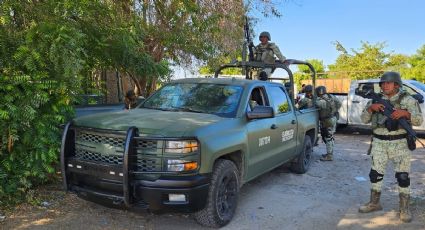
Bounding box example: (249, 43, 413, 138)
(171, 106, 204, 113)
(144, 106, 205, 113)
(143, 106, 173, 111)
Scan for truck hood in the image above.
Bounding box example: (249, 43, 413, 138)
(73, 108, 225, 136)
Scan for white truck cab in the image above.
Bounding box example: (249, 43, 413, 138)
(337, 79, 425, 131)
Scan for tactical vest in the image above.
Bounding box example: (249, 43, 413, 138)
(298, 97, 313, 110)
(255, 44, 275, 64)
(372, 91, 409, 130)
(318, 94, 340, 120)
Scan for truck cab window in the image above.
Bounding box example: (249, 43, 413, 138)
(268, 86, 291, 114)
(355, 83, 380, 97)
(248, 87, 268, 110)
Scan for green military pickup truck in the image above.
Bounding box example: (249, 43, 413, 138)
(60, 60, 319, 227)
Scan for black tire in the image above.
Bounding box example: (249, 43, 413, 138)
(291, 135, 312, 174)
(337, 123, 348, 130)
(194, 159, 240, 228)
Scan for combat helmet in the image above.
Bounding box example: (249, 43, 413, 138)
(259, 31, 271, 41)
(259, 71, 268, 81)
(316, 86, 327, 97)
(304, 85, 313, 93)
(379, 71, 402, 86)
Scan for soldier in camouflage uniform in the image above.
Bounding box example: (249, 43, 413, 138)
(253, 31, 286, 79)
(297, 85, 314, 109)
(359, 72, 423, 223)
(315, 86, 342, 161)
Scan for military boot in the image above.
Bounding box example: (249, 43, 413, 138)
(320, 153, 333, 161)
(399, 193, 412, 223)
(359, 190, 383, 213)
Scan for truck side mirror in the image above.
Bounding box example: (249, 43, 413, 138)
(412, 94, 424, 104)
(355, 85, 374, 98)
(354, 88, 366, 97)
(247, 106, 274, 120)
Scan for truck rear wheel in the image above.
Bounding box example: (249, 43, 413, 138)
(291, 135, 312, 174)
(194, 159, 239, 228)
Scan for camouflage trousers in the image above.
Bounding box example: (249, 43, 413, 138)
(256, 68, 273, 80)
(320, 117, 337, 155)
(370, 138, 411, 195)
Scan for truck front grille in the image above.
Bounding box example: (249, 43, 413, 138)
(136, 158, 158, 172)
(73, 128, 162, 172)
(75, 149, 123, 164)
(77, 131, 125, 148)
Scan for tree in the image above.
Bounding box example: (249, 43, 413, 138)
(328, 41, 391, 79)
(166, 0, 289, 78)
(247, 0, 285, 17)
(128, 0, 246, 95)
(294, 59, 325, 89)
(0, 0, 163, 206)
(0, 0, 293, 207)
(400, 45, 425, 82)
(327, 41, 425, 81)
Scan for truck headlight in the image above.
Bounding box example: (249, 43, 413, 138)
(167, 160, 198, 172)
(165, 140, 198, 154)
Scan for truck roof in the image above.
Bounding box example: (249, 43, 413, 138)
(171, 77, 282, 87)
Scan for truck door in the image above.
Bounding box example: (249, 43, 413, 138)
(349, 83, 378, 125)
(267, 85, 298, 161)
(352, 81, 425, 130)
(246, 87, 280, 179)
(402, 83, 425, 130)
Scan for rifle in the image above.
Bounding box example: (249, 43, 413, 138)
(244, 17, 254, 61)
(365, 90, 425, 149)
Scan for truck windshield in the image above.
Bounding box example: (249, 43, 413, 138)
(142, 83, 243, 118)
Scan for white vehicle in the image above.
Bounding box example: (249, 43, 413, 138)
(335, 79, 425, 131)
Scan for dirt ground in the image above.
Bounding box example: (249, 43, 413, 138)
(1, 127, 425, 230)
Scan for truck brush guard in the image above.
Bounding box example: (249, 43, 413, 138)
(60, 122, 201, 208)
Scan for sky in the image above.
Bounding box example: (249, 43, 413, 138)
(174, 0, 425, 78)
(254, 0, 425, 67)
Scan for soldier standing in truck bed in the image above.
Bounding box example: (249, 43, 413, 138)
(358, 71, 423, 223)
(253, 31, 286, 79)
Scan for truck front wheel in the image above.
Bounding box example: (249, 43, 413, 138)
(194, 159, 239, 228)
(291, 135, 312, 174)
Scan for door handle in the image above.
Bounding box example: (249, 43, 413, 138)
(271, 124, 278, 129)
(352, 101, 360, 103)
(291, 120, 296, 124)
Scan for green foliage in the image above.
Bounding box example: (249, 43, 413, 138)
(294, 59, 325, 89)
(294, 42, 425, 89)
(199, 56, 242, 76)
(138, 1, 246, 74)
(298, 59, 325, 74)
(0, 0, 166, 207)
(0, 1, 83, 207)
(328, 41, 390, 79)
(278, 102, 289, 113)
(326, 41, 425, 82)
(400, 45, 425, 82)
(196, 0, 287, 74)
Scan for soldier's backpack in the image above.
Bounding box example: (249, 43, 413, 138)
(319, 94, 342, 120)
